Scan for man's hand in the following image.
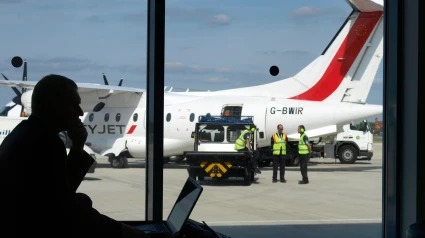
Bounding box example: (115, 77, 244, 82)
(67, 120, 88, 150)
(121, 223, 151, 238)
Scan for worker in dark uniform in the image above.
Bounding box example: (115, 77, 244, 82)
(234, 125, 261, 174)
(298, 125, 311, 184)
(270, 124, 288, 183)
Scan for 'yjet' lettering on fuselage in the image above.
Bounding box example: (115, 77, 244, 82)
(269, 107, 304, 115)
(0, 130, 12, 136)
(84, 125, 126, 134)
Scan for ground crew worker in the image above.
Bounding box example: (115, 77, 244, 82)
(234, 125, 261, 174)
(298, 125, 311, 184)
(270, 124, 288, 183)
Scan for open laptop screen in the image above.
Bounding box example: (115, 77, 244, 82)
(167, 177, 203, 233)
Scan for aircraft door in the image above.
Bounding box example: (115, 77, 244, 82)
(221, 105, 242, 119)
(239, 103, 267, 143)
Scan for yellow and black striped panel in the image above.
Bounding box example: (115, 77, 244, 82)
(200, 162, 233, 178)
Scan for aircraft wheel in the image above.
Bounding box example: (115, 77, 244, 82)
(111, 156, 125, 168)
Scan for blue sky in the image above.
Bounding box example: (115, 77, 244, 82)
(0, 0, 383, 120)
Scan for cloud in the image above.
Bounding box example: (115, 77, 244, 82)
(0, 0, 24, 3)
(0, 57, 107, 74)
(164, 61, 232, 74)
(288, 6, 347, 24)
(0, 57, 272, 93)
(85, 15, 103, 23)
(208, 14, 231, 26)
(261, 49, 315, 57)
(125, 7, 231, 26)
(257, 49, 317, 76)
(0, 57, 237, 79)
(289, 6, 325, 18)
(206, 77, 229, 83)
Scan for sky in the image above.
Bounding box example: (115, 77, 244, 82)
(0, 0, 383, 120)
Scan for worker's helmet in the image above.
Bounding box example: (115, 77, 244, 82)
(249, 125, 256, 132)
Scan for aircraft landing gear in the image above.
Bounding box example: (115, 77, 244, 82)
(109, 154, 129, 169)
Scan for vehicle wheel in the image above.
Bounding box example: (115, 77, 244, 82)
(163, 157, 170, 164)
(259, 160, 271, 167)
(111, 156, 125, 168)
(338, 145, 358, 164)
(287, 156, 300, 166)
(173, 156, 185, 163)
(292, 156, 300, 166)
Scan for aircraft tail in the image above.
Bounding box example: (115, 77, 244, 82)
(177, 0, 384, 104)
(288, 0, 384, 103)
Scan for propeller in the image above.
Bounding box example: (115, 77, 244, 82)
(1, 73, 22, 105)
(101, 73, 124, 86)
(0, 57, 28, 116)
(93, 74, 124, 112)
(102, 73, 109, 85)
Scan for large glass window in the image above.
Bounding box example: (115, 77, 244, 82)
(162, 1, 384, 237)
(0, 0, 388, 236)
(0, 1, 147, 221)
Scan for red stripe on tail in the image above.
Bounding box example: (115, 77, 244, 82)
(289, 11, 383, 101)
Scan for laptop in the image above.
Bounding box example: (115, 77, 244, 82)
(135, 177, 204, 236)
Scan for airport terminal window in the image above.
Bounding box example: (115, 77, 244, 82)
(0, 0, 389, 235)
(0, 1, 148, 223)
(89, 113, 94, 122)
(189, 113, 195, 122)
(161, 1, 385, 237)
(166, 113, 171, 122)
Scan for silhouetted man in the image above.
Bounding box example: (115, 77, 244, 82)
(0, 75, 149, 237)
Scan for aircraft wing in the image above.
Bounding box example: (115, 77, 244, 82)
(0, 80, 145, 94)
(286, 125, 338, 140)
(0, 79, 146, 111)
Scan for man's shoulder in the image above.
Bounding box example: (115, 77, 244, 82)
(0, 119, 53, 152)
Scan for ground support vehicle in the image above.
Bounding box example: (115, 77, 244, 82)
(256, 119, 374, 166)
(184, 115, 260, 186)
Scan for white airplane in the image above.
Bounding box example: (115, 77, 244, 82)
(0, 0, 384, 168)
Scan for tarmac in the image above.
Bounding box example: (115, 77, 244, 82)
(78, 142, 383, 238)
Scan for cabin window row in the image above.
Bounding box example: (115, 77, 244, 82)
(88, 112, 202, 123)
(165, 112, 198, 122)
(88, 113, 136, 122)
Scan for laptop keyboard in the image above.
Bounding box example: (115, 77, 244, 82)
(136, 223, 169, 233)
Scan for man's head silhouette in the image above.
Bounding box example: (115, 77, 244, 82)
(32, 74, 83, 133)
